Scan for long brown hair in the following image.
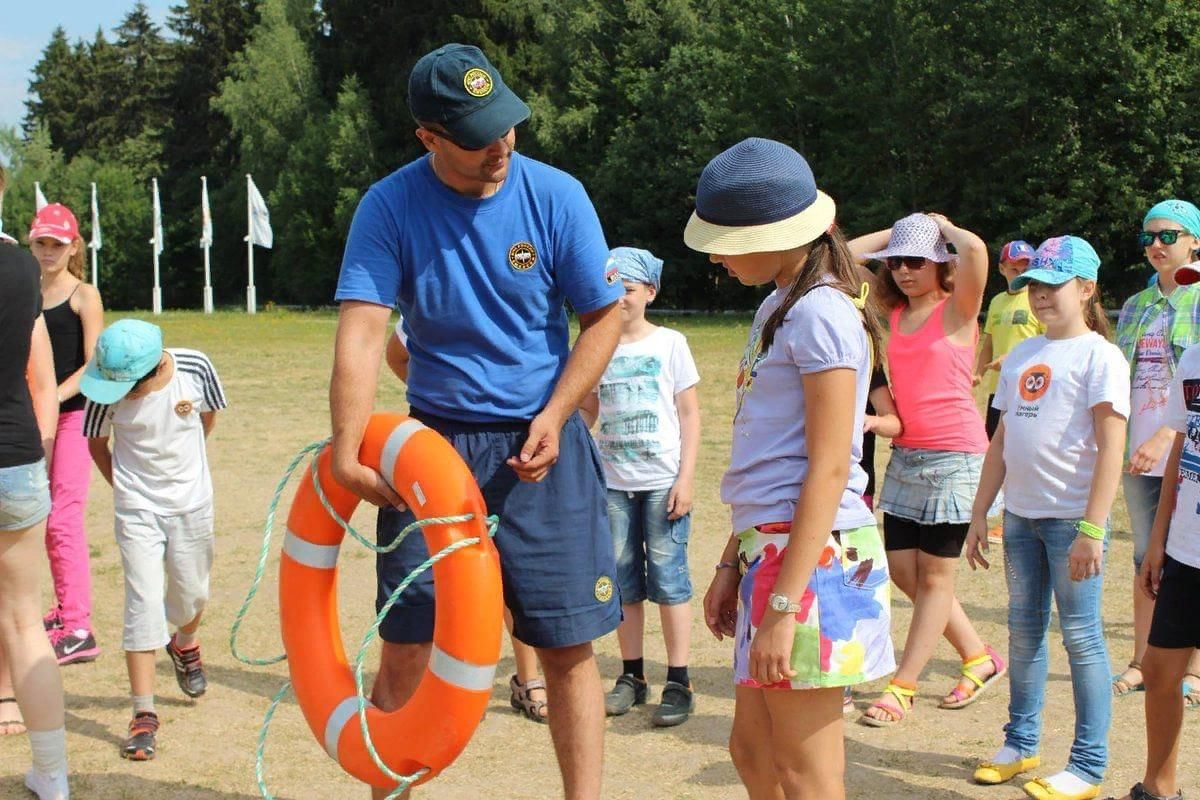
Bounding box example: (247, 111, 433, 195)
(66, 237, 85, 280)
(873, 258, 956, 310)
(1084, 284, 1109, 337)
(760, 226, 884, 369)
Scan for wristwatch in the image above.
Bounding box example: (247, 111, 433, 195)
(768, 592, 801, 614)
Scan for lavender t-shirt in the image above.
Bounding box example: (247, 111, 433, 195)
(722, 285, 875, 532)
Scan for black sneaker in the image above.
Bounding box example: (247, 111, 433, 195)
(50, 628, 100, 666)
(604, 674, 648, 716)
(651, 680, 694, 727)
(121, 711, 159, 761)
(42, 607, 62, 632)
(166, 635, 207, 698)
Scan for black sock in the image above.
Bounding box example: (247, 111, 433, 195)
(667, 665, 689, 686)
(622, 659, 644, 680)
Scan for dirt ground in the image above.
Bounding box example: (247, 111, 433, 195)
(1, 310, 1195, 799)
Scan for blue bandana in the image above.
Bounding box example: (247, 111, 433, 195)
(1144, 199, 1200, 237)
(607, 247, 663, 290)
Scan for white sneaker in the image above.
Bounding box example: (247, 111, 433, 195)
(24, 769, 69, 800)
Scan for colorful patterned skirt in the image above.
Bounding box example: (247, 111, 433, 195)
(734, 522, 896, 689)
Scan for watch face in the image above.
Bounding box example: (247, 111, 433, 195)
(770, 594, 788, 612)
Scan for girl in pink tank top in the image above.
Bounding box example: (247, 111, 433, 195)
(850, 213, 1004, 728)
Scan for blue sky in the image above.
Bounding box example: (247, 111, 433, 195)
(1, 1, 174, 131)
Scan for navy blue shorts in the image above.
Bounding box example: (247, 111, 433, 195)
(376, 410, 622, 649)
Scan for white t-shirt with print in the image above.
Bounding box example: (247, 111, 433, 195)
(593, 327, 699, 491)
(994, 332, 1130, 519)
(1164, 344, 1200, 569)
(83, 349, 228, 514)
(1129, 311, 1172, 476)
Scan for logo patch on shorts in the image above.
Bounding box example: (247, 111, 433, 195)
(175, 400, 194, 417)
(1018, 363, 1052, 402)
(463, 68, 493, 97)
(508, 242, 537, 271)
(594, 576, 614, 603)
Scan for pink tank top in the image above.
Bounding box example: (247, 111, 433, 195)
(888, 300, 988, 453)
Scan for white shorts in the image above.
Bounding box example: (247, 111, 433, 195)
(115, 504, 215, 651)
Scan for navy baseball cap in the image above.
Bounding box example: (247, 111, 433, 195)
(407, 44, 530, 150)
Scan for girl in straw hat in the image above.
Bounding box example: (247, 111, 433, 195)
(693, 138, 895, 799)
(852, 213, 1005, 726)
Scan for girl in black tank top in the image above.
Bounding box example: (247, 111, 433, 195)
(44, 286, 87, 413)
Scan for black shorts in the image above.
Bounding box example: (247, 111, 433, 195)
(1148, 555, 1200, 650)
(985, 395, 1001, 440)
(883, 513, 969, 558)
(375, 410, 621, 650)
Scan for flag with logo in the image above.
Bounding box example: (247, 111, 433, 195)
(90, 183, 101, 251)
(151, 178, 164, 255)
(201, 176, 213, 248)
(247, 175, 273, 248)
(35, 182, 48, 211)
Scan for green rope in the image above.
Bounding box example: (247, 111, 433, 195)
(235, 437, 500, 800)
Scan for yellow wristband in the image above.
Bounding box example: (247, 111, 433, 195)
(1076, 520, 1106, 541)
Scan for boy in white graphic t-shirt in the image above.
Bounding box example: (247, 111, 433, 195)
(80, 319, 227, 762)
(580, 247, 700, 727)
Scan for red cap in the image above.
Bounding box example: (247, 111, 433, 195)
(1174, 263, 1200, 286)
(29, 203, 79, 244)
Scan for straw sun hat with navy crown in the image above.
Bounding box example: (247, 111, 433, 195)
(684, 138, 836, 255)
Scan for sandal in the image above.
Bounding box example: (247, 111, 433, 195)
(509, 674, 548, 724)
(1112, 661, 1145, 697)
(1102, 782, 1184, 800)
(0, 697, 26, 736)
(1185, 673, 1200, 710)
(940, 645, 1006, 709)
(859, 682, 915, 727)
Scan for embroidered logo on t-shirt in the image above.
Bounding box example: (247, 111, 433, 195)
(1019, 364, 1052, 402)
(175, 400, 194, 417)
(508, 242, 537, 271)
(463, 68, 493, 97)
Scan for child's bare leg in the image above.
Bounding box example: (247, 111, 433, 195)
(126, 650, 156, 700)
(616, 602, 645, 662)
(1139, 645, 1191, 797)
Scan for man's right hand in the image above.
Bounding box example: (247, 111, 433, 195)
(331, 456, 405, 509)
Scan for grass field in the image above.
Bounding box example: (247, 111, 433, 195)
(0, 309, 1195, 799)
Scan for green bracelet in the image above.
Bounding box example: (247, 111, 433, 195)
(1076, 520, 1106, 541)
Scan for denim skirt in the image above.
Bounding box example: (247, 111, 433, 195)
(878, 446, 983, 525)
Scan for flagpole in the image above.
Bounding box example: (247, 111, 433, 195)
(151, 178, 162, 315)
(245, 174, 256, 315)
(201, 176, 213, 314)
(89, 182, 99, 288)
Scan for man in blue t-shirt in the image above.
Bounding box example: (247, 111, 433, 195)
(330, 43, 622, 798)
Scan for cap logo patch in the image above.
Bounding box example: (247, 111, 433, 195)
(463, 68, 493, 98)
(508, 242, 537, 271)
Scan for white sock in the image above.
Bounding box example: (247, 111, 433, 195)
(990, 744, 1021, 764)
(1044, 771, 1095, 795)
(174, 630, 198, 649)
(28, 727, 67, 775)
(132, 695, 155, 716)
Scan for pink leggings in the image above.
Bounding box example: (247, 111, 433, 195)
(45, 408, 94, 631)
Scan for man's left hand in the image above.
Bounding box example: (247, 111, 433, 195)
(507, 410, 563, 482)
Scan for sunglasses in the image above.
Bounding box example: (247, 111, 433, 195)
(1139, 229, 1185, 247)
(886, 256, 928, 271)
(422, 126, 488, 152)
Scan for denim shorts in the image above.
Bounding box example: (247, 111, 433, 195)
(376, 411, 621, 650)
(607, 487, 691, 605)
(1121, 473, 1161, 569)
(878, 446, 983, 525)
(0, 459, 50, 531)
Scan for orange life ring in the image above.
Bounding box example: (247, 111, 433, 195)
(280, 412, 503, 789)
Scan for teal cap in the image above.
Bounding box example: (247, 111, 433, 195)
(1010, 236, 1101, 290)
(1143, 199, 1200, 236)
(80, 319, 163, 404)
(407, 44, 530, 149)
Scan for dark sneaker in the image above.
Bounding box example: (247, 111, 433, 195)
(42, 607, 62, 632)
(121, 711, 159, 760)
(651, 680, 694, 727)
(604, 674, 648, 716)
(50, 628, 100, 665)
(167, 635, 207, 698)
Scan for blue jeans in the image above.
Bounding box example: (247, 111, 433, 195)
(1121, 473, 1161, 569)
(1002, 511, 1111, 784)
(607, 488, 691, 605)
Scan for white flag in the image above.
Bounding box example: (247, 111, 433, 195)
(246, 174, 273, 249)
(200, 176, 213, 248)
(89, 183, 101, 251)
(151, 178, 163, 255)
(35, 182, 48, 211)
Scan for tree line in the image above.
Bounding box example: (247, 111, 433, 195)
(3, 0, 1199, 310)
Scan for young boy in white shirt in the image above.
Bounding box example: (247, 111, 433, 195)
(580, 247, 701, 727)
(81, 319, 227, 761)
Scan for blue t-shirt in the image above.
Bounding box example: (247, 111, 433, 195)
(336, 152, 620, 422)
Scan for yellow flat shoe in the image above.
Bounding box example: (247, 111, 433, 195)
(1022, 777, 1100, 800)
(973, 755, 1041, 785)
